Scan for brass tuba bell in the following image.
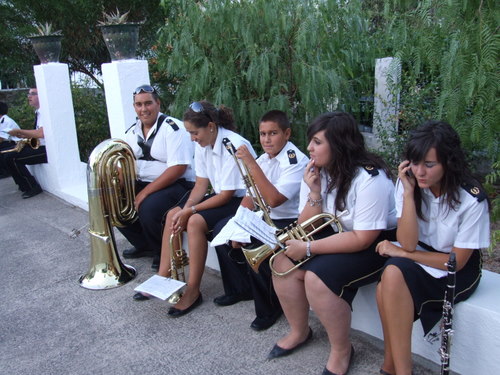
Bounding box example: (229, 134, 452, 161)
(79, 139, 137, 289)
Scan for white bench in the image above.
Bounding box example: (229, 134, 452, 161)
(351, 269, 500, 374)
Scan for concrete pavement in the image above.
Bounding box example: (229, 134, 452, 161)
(0, 177, 439, 375)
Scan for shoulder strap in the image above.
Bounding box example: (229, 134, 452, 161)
(461, 182, 487, 202)
(222, 137, 237, 155)
(363, 165, 379, 176)
(165, 118, 179, 131)
(287, 149, 298, 164)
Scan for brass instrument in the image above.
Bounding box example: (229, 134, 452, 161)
(222, 138, 342, 276)
(251, 213, 342, 276)
(79, 138, 137, 289)
(0, 138, 40, 153)
(167, 233, 189, 304)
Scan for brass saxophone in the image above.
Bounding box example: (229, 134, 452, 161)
(223, 139, 342, 276)
(0, 138, 40, 153)
(167, 232, 189, 304)
(79, 138, 137, 289)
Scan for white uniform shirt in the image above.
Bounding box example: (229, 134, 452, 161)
(35, 110, 46, 146)
(194, 127, 256, 196)
(395, 181, 490, 253)
(126, 113, 195, 183)
(256, 141, 308, 220)
(299, 167, 397, 231)
(0, 115, 21, 141)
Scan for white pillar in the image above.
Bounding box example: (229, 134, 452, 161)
(102, 60, 150, 139)
(32, 63, 88, 209)
(366, 57, 401, 150)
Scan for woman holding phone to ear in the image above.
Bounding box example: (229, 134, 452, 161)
(376, 121, 490, 375)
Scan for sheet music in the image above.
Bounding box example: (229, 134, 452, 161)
(210, 215, 252, 247)
(233, 206, 278, 248)
(134, 275, 186, 300)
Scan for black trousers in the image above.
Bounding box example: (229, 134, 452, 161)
(214, 217, 295, 319)
(117, 179, 194, 255)
(0, 141, 17, 174)
(2, 145, 47, 191)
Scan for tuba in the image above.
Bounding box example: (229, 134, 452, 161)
(79, 138, 137, 289)
(223, 139, 342, 276)
(167, 233, 189, 304)
(0, 138, 40, 153)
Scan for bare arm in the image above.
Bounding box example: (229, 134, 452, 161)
(9, 128, 44, 139)
(396, 160, 419, 251)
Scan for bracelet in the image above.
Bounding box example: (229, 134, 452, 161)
(191, 206, 197, 214)
(307, 193, 323, 207)
(306, 240, 311, 257)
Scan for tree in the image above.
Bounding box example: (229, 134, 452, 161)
(0, 0, 167, 88)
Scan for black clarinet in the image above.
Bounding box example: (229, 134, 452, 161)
(440, 252, 457, 375)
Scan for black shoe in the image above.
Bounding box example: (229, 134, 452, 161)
(213, 293, 253, 306)
(167, 294, 203, 317)
(250, 311, 282, 331)
(151, 255, 160, 271)
(133, 292, 150, 301)
(322, 345, 355, 375)
(122, 247, 155, 259)
(267, 328, 313, 360)
(379, 369, 393, 375)
(22, 187, 42, 199)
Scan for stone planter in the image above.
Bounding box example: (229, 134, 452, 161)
(99, 24, 140, 61)
(29, 35, 63, 64)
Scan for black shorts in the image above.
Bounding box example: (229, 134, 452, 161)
(195, 194, 243, 239)
(381, 249, 482, 335)
(301, 229, 396, 307)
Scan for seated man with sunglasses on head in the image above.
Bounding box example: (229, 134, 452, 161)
(119, 85, 195, 271)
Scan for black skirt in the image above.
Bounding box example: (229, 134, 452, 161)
(301, 229, 396, 307)
(381, 249, 482, 335)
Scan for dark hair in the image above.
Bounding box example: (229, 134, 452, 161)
(260, 110, 290, 131)
(307, 111, 391, 211)
(0, 101, 7, 116)
(405, 120, 488, 219)
(183, 100, 236, 131)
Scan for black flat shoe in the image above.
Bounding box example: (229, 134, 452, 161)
(322, 345, 355, 375)
(22, 187, 42, 199)
(167, 294, 203, 317)
(250, 311, 282, 331)
(267, 328, 313, 360)
(213, 293, 253, 306)
(379, 369, 394, 375)
(133, 292, 150, 301)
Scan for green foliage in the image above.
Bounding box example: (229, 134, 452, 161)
(71, 85, 110, 162)
(157, 0, 381, 151)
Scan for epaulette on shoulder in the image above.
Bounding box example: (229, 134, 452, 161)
(363, 165, 379, 176)
(287, 149, 298, 164)
(222, 137, 236, 155)
(166, 118, 179, 131)
(461, 182, 487, 202)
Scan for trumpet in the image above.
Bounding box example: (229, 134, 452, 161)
(0, 138, 40, 153)
(222, 137, 342, 276)
(247, 213, 342, 276)
(167, 232, 189, 304)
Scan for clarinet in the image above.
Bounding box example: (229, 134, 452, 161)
(440, 252, 457, 375)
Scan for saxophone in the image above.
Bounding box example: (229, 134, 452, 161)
(222, 138, 342, 276)
(0, 138, 40, 153)
(79, 138, 137, 289)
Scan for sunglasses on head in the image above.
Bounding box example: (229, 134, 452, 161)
(189, 101, 214, 122)
(133, 85, 156, 96)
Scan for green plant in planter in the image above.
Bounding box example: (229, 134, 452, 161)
(98, 9, 142, 61)
(29, 22, 63, 64)
(98, 9, 131, 26)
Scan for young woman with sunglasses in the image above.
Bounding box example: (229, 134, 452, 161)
(157, 100, 257, 316)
